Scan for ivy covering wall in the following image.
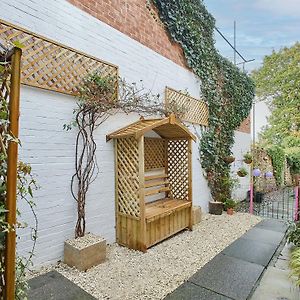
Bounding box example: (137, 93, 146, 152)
(152, 0, 255, 202)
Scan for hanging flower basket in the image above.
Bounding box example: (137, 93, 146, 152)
(237, 167, 248, 177)
(243, 152, 252, 164)
(223, 156, 235, 164)
(244, 158, 252, 164)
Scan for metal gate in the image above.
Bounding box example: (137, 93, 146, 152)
(237, 186, 299, 222)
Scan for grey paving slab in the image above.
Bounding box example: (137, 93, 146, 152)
(189, 254, 264, 300)
(251, 266, 300, 300)
(242, 227, 284, 246)
(274, 257, 290, 271)
(28, 270, 96, 300)
(164, 282, 231, 300)
(222, 237, 278, 266)
(255, 218, 288, 233)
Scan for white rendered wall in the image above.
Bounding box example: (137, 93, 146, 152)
(231, 131, 252, 201)
(0, 0, 250, 266)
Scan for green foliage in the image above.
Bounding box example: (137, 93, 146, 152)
(243, 152, 252, 161)
(286, 151, 300, 175)
(237, 167, 248, 177)
(253, 43, 300, 177)
(152, 0, 255, 201)
(224, 199, 237, 210)
(12, 41, 24, 49)
(290, 247, 300, 285)
(284, 136, 300, 175)
(266, 145, 285, 186)
(287, 222, 300, 247)
(0, 66, 38, 299)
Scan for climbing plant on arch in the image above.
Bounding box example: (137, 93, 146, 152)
(152, 0, 255, 202)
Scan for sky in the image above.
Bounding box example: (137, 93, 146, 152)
(204, 0, 300, 72)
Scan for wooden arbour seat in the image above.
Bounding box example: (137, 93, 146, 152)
(107, 114, 195, 252)
(144, 172, 191, 219)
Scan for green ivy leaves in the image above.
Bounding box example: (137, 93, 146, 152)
(152, 0, 254, 201)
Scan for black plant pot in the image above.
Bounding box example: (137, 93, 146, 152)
(209, 201, 223, 215)
(247, 191, 264, 203)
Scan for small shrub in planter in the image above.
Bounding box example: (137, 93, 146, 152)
(224, 199, 237, 215)
(237, 167, 248, 177)
(243, 152, 252, 164)
(223, 155, 235, 164)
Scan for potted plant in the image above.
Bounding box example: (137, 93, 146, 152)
(223, 155, 235, 164)
(224, 199, 237, 215)
(237, 167, 248, 177)
(243, 152, 252, 164)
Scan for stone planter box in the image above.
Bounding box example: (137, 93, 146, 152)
(64, 233, 106, 271)
(192, 206, 202, 225)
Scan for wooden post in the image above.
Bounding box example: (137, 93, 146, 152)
(188, 139, 193, 230)
(114, 140, 119, 243)
(138, 136, 146, 252)
(5, 47, 22, 300)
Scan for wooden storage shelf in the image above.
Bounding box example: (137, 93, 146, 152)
(107, 114, 195, 252)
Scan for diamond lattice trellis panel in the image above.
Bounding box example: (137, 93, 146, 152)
(0, 66, 11, 102)
(167, 139, 189, 200)
(116, 137, 140, 218)
(144, 138, 166, 171)
(0, 20, 118, 96)
(165, 87, 208, 126)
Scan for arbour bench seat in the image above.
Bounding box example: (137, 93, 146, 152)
(145, 198, 191, 222)
(144, 172, 192, 248)
(144, 198, 192, 248)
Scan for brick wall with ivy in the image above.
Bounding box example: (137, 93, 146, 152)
(67, 0, 251, 134)
(67, 0, 187, 68)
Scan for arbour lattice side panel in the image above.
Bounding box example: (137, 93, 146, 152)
(116, 137, 140, 218)
(167, 139, 189, 200)
(144, 138, 166, 171)
(0, 20, 118, 96)
(165, 87, 208, 126)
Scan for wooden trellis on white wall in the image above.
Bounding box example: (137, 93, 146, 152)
(165, 87, 208, 126)
(0, 19, 118, 96)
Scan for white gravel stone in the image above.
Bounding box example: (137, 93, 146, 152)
(28, 213, 261, 300)
(65, 233, 105, 250)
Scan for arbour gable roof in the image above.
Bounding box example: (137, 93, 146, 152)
(106, 114, 196, 141)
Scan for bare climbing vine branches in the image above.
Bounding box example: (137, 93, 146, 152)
(68, 71, 185, 238)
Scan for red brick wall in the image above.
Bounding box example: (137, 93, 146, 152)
(67, 0, 187, 68)
(67, 0, 251, 134)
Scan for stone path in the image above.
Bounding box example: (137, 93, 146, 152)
(28, 270, 96, 300)
(251, 242, 300, 300)
(165, 218, 289, 300)
(28, 218, 296, 300)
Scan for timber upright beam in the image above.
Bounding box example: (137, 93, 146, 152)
(138, 136, 146, 252)
(188, 139, 193, 230)
(5, 47, 22, 300)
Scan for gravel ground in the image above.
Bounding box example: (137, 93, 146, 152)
(65, 233, 105, 250)
(28, 213, 261, 300)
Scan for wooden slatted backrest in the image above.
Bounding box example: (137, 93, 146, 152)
(144, 172, 171, 201)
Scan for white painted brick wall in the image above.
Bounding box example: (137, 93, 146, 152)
(0, 0, 250, 266)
